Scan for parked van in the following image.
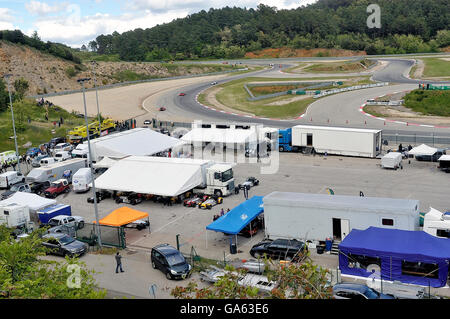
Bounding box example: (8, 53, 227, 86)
(40, 157, 56, 166)
(71, 144, 89, 159)
(32, 154, 49, 167)
(381, 152, 403, 169)
(54, 151, 71, 162)
(0, 171, 25, 189)
(0, 151, 18, 165)
(72, 168, 92, 192)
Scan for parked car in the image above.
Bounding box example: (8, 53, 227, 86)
(47, 215, 85, 230)
(332, 283, 395, 300)
(53, 143, 73, 154)
(44, 179, 70, 198)
(1, 182, 32, 200)
(42, 233, 88, 258)
(115, 192, 143, 205)
(143, 120, 151, 125)
(151, 244, 192, 280)
(49, 137, 66, 149)
(26, 147, 41, 157)
(198, 196, 223, 210)
(249, 238, 307, 261)
(30, 181, 51, 195)
(87, 190, 112, 203)
(54, 151, 71, 162)
(124, 219, 150, 231)
(183, 195, 208, 207)
(32, 154, 49, 167)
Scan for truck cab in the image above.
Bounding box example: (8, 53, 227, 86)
(278, 128, 297, 152)
(199, 164, 235, 197)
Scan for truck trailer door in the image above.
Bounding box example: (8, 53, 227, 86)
(340, 219, 350, 240)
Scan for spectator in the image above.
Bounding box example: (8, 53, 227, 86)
(220, 208, 225, 216)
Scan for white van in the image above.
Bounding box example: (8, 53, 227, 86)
(40, 157, 56, 166)
(72, 168, 92, 192)
(0, 151, 18, 165)
(0, 171, 25, 189)
(54, 151, 71, 162)
(381, 152, 403, 169)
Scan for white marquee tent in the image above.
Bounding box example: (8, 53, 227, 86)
(408, 144, 438, 156)
(0, 192, 56, 213)
(181, 128, 258, 147)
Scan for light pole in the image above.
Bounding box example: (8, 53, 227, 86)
(78, 77, 102, 247)
(90, 61, 102, 136)
(4, 74, 21, 173)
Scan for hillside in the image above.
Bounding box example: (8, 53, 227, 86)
(88, 0, 450, 61)
(0, 41, 237, 96)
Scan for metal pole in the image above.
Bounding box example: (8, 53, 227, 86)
(4, 74, 21, 174)
(91, 61, 102, 137)
(78, 78, 102, 247)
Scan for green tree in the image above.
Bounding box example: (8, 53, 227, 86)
(0, 225, 106, 299)
(171, 253, 332, 299)
(13, 78, 29, 101)
(0, 79, 9, 113)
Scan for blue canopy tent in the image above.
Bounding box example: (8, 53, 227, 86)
(205, 196, 264, 249)
(339, 227, 450, 288)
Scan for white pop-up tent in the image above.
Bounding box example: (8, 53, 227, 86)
(0, 192, 56, 213)
(408, 144, 438, 156)
(86, 128, 186, 162)
(93, 156, 213, 197)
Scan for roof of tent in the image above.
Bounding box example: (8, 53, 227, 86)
(408, 144, 438, 156)
(95, 207, 148, 227)
(206, 196, 264, 235)
(86, 128, 186, 159)
(339, 227, 450, 260)
(181, 128, 258, 144)
(92, 156, 117, 169)
(93, 156, 212, 197)
(438, 155, 450, 162)
(0, 192, 56, 211)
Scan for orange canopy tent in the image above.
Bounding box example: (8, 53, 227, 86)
(95, 207, 149, 227)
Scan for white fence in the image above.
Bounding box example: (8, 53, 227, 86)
(313, 82, 390, 99)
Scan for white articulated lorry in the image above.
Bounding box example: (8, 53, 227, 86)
(291, 125, 382, 158)
(26, 158, 87, 184)
(93, 156, 236, 197)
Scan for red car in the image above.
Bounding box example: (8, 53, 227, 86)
(44, 179, 70, 198)
(183, 195, 207, 207)
(178, 93, 186, 96)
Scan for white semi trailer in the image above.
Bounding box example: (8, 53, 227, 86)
(291, 125, 382, 158)
(0, 203, 30, 228)
(263, 192, 419, 242)
(26, 158, 87, 184)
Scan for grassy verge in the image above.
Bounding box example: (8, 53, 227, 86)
(404, 89, 450, 116)
(421, 58, 450, 78)
(0, 99, 88, 153)
(302, 59, 376, 73)
(362, 105, 389, 118)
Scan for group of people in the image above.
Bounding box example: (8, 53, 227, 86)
(213, 208, 231, 221)
(0, 160, 18, 173)
(37, 98, 54, 108)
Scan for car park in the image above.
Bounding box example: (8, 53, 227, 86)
(42, 233, 88, 258)
(332, 283, 394, 299)
(151, 244, 192, 280)
(249, 238, 307, 261)
(198, 196, 223, 210)
(44, 179, 70, 198)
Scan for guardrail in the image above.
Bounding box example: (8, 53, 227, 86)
(28, 68, 248, 99)
(313, 82, 390, 99)
(366, 100, 404, 106)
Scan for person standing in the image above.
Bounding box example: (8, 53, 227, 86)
(220, 208, 225, 216)
(115, 252, 124, 273)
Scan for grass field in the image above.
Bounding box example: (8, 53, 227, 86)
(404, 89, 450, 116)
(421, 58, 450, 78)
(0, 99, 88, 154)
(301, 59, 376, 73)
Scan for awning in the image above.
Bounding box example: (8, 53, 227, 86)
(88, 128, 186, 160)
(93, 156, 212, 197)
(438, 155, 450, 162)
(408, 144, 438, 156)
(206, 196, 264, 235)
(96, 207, 149, 227)
(339, 227, 450, 287)
(0, 192, 56, 212)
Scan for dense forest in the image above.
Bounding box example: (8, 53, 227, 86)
(0, 30, 81, 64)
(86, 0, 450, 61)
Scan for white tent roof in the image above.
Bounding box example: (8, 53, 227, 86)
(408, 144, 438, 156)
(93, 156, 213, 197)
(382, 152, 402, 159)
(0, 192, 56, 211)
(438, 155, 450, 162)
(92, 157, 117, 169)
(181, 128, 257, 144)
(86, 128, 186, 160)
